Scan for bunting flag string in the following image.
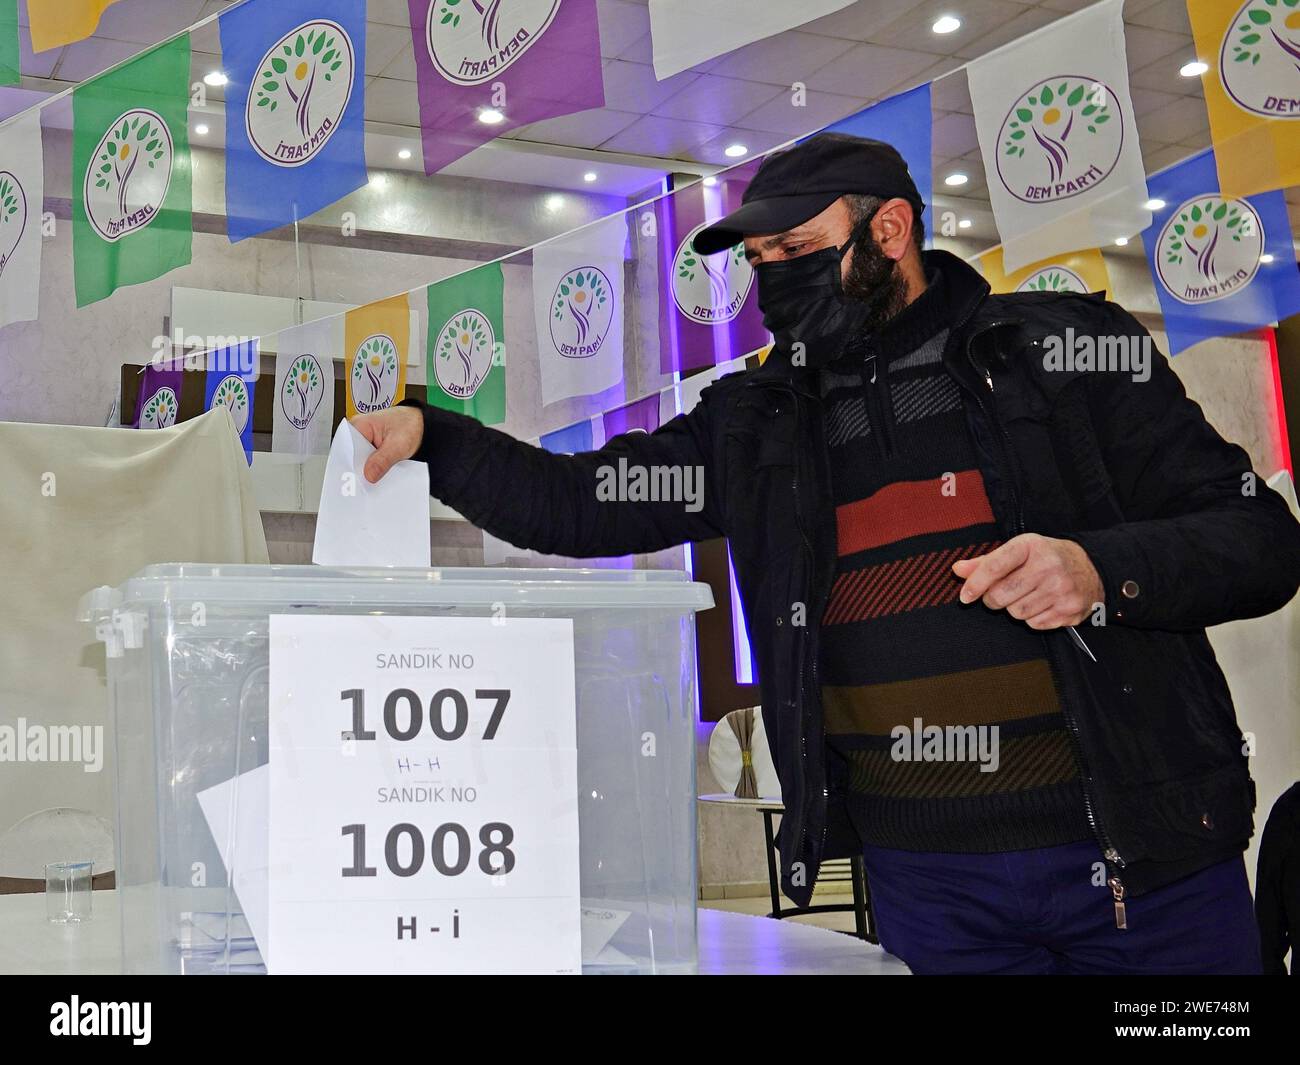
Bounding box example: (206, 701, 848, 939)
(0, 0, 1292, 459)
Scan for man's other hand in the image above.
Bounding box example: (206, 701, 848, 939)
(951, 533, 1104, 630)
(351, 405, 424, 484)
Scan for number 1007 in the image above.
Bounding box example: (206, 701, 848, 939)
(341, 688, 510, 742)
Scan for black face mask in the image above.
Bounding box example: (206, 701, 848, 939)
(754, 214, 897, 365)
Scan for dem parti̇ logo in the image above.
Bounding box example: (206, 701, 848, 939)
(282, 354, 325, 429)
(672, 222, 754, 324)
(248, 20, 355, 166)
(1155, 195, 1264, 304)
(426, 0, 561, 85)
(210, 374, 251, 432)
(0, 170, 28, 278)
(1017, 265, 1089, 293)
(435, 308, 495, 399)
(139, 387, 178, 429)
(351, 334, 400, 412)
(550, 267, 614, 358)
(996, 77, 1124, 203)
(85, 109, 173, 242)
(1220, 0, 1300, 117)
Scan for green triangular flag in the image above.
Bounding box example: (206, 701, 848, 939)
(72, 33, 192, 308)
(0, 0, 19, 86)
(425, 262, 507, 425)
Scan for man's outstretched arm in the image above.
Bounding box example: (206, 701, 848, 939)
(352, 397, 726, 559)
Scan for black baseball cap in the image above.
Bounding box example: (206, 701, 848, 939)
(692, 132, 924, 255)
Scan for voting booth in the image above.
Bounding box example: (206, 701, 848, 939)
(84, 564, 712, 975)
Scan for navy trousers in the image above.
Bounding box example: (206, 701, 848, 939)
(862, 840, 1263, 975)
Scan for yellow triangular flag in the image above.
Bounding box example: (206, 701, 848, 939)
(27, 0, 121, 52)
(345, 296, 410, 418)
(976, 246, 1112, 296)
(1187, 0, 1300, 197)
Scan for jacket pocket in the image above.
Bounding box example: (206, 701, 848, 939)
(1110, 768, 1254, 864)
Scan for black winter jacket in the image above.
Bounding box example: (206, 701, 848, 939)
(407, 250, 1300, 907)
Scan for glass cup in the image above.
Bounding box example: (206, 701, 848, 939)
(45, 860, 94, 923)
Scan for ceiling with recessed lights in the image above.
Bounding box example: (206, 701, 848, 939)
(0, 0, 1296, 249)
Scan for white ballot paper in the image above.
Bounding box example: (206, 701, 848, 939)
(313, 422, 431, 567)
(195, 765, 271, 964)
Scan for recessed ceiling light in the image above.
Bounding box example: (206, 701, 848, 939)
(932, 15, 961, 34)
(1260, 253, 1275, 264)
(1143, 198, 1165, 211)
(478, 108, 505, 125)
(724, 143, 748, 158)
(944, 172, 968, 186)
(398, 148, 412, 161)
(203, 70, 227, 87)
(703, 176, 718, 187)
(1180, 60, 1208, 78)
(546, 194, 564, 212)
(958, 218, 972, 229)
(1114, 236, 1129, 246)
(583, 171, 597, 183)
(194, 123, 209, 136)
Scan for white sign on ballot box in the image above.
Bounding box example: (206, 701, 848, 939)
(267, 614, 582, 974)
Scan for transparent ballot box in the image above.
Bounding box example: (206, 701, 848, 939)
(84, 565, 713, 974)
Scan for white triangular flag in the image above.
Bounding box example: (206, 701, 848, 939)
(967, 0, 1150, 270)
(272, 317, 339, 457)
(0, 110, 44, 329)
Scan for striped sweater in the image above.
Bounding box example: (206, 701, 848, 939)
(820, 277, 1091, 853)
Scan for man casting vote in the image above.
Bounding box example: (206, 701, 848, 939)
(354, 133, 1300, 975)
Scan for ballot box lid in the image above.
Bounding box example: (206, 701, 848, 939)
(83, 563, 716, 613)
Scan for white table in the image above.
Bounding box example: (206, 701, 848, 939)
(0, 891, 123, 975)
(0, 891, 908, 975)
(698, 909, 908, 975)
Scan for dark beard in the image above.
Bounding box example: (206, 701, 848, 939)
(842, 232, 908, 333)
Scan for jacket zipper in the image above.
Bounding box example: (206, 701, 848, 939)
(751, 374, 834, 897)
(863, 348, 893, 458)
(968, 340, 1128, 927)
(790, 384, 834, 889)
